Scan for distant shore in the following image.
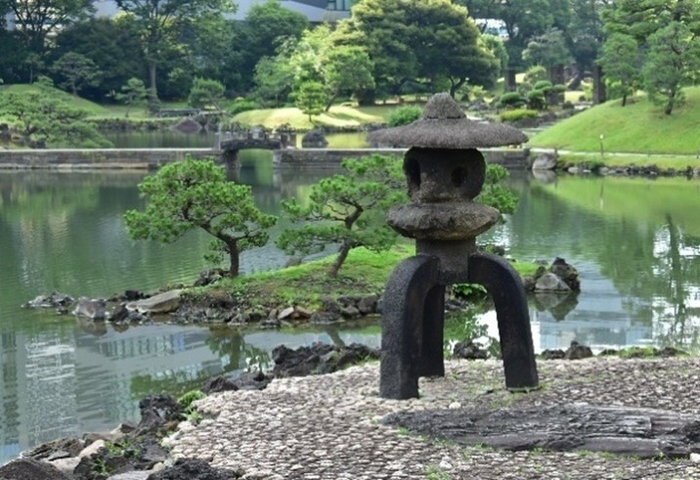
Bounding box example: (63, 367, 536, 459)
(0, 148, 219, 170)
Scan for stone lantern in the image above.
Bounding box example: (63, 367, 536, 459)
(368, 93, 539, 400)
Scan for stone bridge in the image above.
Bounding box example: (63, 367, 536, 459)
(220, 126, 297, 165)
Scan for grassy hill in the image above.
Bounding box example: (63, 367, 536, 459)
(232, 105, 387, 129)
(529, 87, 700, 155)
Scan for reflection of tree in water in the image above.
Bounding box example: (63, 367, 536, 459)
(650, 215, 700, 349)
(205, 328, 271, 374)
(597, 213, 700, 348)
(129, 329, 271, 400)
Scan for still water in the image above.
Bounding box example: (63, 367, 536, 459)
(1, 150, 700, 463)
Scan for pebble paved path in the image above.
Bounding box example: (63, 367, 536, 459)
(164, 357, 700, 480)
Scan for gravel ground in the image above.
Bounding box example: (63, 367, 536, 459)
(164, 357, 700, 480)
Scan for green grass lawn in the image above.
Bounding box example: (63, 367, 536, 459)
(232, 105, 385, 129)
(530, 86, 700, 155)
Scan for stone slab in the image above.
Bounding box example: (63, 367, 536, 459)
(384, 403, 700, 458)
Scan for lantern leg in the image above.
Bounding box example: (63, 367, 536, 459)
(467, 252, 539, 391)
(380, 255, 441, 399)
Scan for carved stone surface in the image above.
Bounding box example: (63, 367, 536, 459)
(384, 403, 700, 458)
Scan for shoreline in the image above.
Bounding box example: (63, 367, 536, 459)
(8, 349, 700, 479)
(164, 355, 700, 479)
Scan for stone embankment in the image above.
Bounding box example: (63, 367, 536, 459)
(0, 148, 218, 170)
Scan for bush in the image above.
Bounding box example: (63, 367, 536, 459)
(499, 109, 539, 122)
(526, 89, 547, 110)
(387, 105, 423, 126)
(497, 92, 526, 109)
(524, 65, 547, 84)
(533, 80, 553, 91)
(229, 100, 258, 116)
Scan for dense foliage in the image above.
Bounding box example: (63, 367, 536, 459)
(124, 158, 277, 277)
(0, 0, 697, 115)
(0, 79, 112, 147)
(277, 154, 406, 277)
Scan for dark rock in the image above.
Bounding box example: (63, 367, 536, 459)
(309, 311, 340, 324)
(564, 341, 593, 360)
(541, 349, 566, 360)
(193, 269, 226, 287)
(260, 317, 281, 328)
(453, 340, 488, 360)
(124, 290, 145, 301)
(0, 457, 74, 480)
(320, 296, 342, 317)
(357, 294, 379, 315)
(24, 437, 85, 461)
(202, 376, 239, 394)
(271, 342, 379, 378)
(109, 303, 150, 324)
(301, 128, 328, 148)
(24, 292, 74, 309)
(137, 395, 183, 433)
(340, 305, 361, 318)
(231, 370, 271, 391)
(146, 458, 241, 480)
(73, 297, 107, 320)
(550, 257, 580, 291)
(384, 403, 700, 458)
(658, 346, 686, 357)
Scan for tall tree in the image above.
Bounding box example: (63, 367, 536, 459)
(52, 17, 145, 101)
(522, 28, 573, 70)
(460, 0, 561, 69)
(337, 0, 498, 97)
(322, 46, 375, 110)
(238, 0, 309, 90)
(597, 33, 639, 106)
(642, 22, 700, 115)
(114, 0, 234, 99)
(565, 0, 606, 88)
(0, 0, 93, 56)
(51, 52, 102, 96)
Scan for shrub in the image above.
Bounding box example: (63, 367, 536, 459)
(526, 89, 547, 110)
(387, 105, 423, 126)
(229, 100, 258, 116)
(533, 80, 553, 91)
(524, 65, 547, 84)
(497, 92, 526, 109)
(499, 109, 539, 122)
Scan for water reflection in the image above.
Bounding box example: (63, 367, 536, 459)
(0, 317, 381, 464)
(2, 163, 700, 464)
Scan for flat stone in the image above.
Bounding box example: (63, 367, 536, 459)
(384, 403, 700, 458)
(127, 290, 183, 314)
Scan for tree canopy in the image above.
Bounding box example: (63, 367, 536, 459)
(277, 154, 406, 277)
(114, 0, 235, 99)
(124, 158, 277, 277)
(337, 0, 498, 97)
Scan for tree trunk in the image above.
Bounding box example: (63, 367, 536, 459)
(226, 239, 240, 277)
(328, 243, 351, 277)
(621, 93, 627, 107)
(149, 62, 158, 100)
(325, 93, 337, 112)
(665, 90, 676, 115)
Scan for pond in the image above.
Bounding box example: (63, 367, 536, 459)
(1, 150, 700, 464)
